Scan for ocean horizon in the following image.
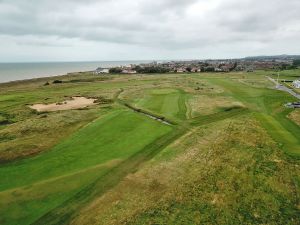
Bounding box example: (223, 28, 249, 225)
(0, 60, 151, 83)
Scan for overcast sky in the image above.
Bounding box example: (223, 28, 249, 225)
(0, 0, 299, 62)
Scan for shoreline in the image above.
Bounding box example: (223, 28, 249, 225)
(0, 71, 91, 85)
(0, 60, 151, 84)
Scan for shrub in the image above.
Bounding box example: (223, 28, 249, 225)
(109, 68, 122, 73)
(53, 80, 63, 84)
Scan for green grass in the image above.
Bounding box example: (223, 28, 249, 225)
(0, 75, 169, 161)
(0, 107, 172, 224)
(0, 71, 299, 225)
(32, 125, 186, 225)
(69, 114, 300, 225)
(0, 162, 112, 225)
(207, 77, 300, 157)
(134, 88, 188, 122)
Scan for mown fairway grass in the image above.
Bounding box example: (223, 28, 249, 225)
(0, 107, 172, 224)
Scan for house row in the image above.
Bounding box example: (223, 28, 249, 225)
(94, 68, 109, 74)
(121, 69, 137, 74)
(94, 67, 137, 74)
(93, 58, 297, 75)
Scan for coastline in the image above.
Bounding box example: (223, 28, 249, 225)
(0, 71, 91, 85)
(0, 60, 150, 84)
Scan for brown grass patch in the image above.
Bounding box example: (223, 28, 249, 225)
(288, 110, 300, 126)
(189, 95, 244, 116)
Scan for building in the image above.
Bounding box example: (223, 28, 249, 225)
(94, 68, 109, 74)
(121, 69, 137, 74)
(191, 68, 201, 72)
(293, 80, 300, 88)
(285, 102, 300, 108)
(214, 68, 222, 72)
(176, 68, 186, 73)
(219, 65, 230, 72)
(246, 67, 254, 72)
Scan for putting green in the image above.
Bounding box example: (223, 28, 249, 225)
(135, 88, 188, 122)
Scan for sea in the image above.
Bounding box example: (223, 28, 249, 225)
(0, 61, 151, 83)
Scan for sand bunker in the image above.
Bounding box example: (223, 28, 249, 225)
(30, 97, 97, 112)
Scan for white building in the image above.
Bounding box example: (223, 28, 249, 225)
(121, 69, 137, 74)
(94, 68, 109, 74)
(293, 80, 300, 88)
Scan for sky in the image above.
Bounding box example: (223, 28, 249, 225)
(0, 0, 299, 62)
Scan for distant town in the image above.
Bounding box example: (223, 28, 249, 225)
(94, 54, 300, 75)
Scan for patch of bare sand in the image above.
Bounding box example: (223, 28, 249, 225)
(30, 97, 97, 112)
(288, 110, 300, 126)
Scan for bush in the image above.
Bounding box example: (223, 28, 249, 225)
(186, 67, 192, 72)
(109, 68, 122, 73)
(280, 64, 297, 70)
(53, 80, 63, 84)
(293, 59, 300, 67)
(134, 66, 170, 73)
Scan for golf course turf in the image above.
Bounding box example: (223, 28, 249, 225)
(0, 71, 299, 224)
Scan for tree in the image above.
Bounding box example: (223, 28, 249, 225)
(186, 67, 192, 72)
(135, 66, 170, 73)
(53, 80, 63, 84)
(293, 59, 300, 67)
(109, 68, 122, 73)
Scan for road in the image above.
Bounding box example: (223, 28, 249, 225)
(266, 76, 300, 100)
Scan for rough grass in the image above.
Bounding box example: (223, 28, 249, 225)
(70, 115, 300, 225)
(209, 77, 300, 157)
(0, 109, 105, 162)
(289, 110, 300, 126)
(188, 94, 244, 117)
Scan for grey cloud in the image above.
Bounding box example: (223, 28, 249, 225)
(215, 0, 300, 33)
(0, 0, 299, 61)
